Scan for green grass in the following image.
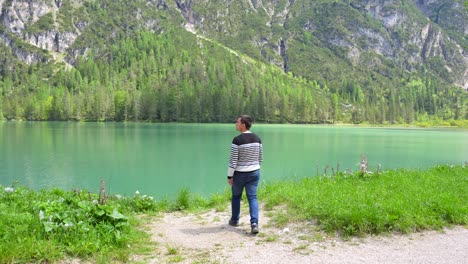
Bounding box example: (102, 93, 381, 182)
(260, 165, 468, 237)
(1, 165, 466, 262)
(0, 184, 231, 263)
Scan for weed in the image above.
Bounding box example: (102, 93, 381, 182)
(293, 244, 308, 251)
(265, 235, 279, 242)
(168, 255, 184, 262)
(269, 211, 290, 228)
(172, 188, 190, 211)
(165, 245, 178, 255)
(293, 244, 311, 255)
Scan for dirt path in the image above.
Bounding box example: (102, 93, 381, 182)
(134, 207, 468, 264)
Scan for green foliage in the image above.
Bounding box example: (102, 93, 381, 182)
(26, 12, 55, 33)
(0, 181, 232, 262)
(113, 191, 158, 213)
(0, 186, 150, 263)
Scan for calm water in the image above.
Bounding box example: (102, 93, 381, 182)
(1, 122, 467, 197)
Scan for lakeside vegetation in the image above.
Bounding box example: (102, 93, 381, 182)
(1, 165, 467, 263)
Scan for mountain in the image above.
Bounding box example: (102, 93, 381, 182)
(183, 0, 467, 90)
(0, 0, 467, 124)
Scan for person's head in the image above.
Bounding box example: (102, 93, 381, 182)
(236, 115, 253, 132)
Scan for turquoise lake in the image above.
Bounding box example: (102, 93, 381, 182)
(1, 122, 466, 197)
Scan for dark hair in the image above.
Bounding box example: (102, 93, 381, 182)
(238, 115, 253, 129)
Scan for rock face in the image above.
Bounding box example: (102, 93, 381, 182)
(0, 0, 81, 63)
(0, 0, 466, 90)
(1, 1, 49, 34)
(357, 0, 467, 89)
(413, 0, 468, 89)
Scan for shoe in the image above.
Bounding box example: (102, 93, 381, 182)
(251, 223, 259, 234)
(229, 219, 239, 227)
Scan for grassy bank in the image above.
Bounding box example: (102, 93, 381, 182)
(260, 165, 467, 237)
(1, 165, 466, 263)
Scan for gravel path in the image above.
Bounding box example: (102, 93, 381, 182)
(134, 207, 468, 264)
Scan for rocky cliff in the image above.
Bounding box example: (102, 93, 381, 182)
(1, 1, 71, 62)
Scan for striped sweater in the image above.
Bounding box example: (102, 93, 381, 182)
(227, 131, 263, 177)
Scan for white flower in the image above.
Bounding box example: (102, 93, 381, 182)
(92, 199, 98, 204)
(149, 196, 154, 200)
(142, 195, 147, 199)
(39, 210, 45, 220)
(4, 187, 14, 193)
(115, 194, 122, 199)
(135, 190, 140, 195)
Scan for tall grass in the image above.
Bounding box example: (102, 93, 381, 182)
(260, 165, 467, 237)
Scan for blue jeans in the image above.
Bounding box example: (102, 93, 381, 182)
(231, 169, 260, 225)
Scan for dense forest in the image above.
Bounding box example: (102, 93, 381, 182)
(0, 0, 467, 124)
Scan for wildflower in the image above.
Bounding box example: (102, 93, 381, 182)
(92, 199, 98, 204)
(142, 195, 147, 199)
(135, 190, 140, 195)
(4, 187, 14, 193)
(149, 196, 154, 200)
(39, 210, 45, 220)
(360, 163, 367, 171)
(115, 194, 122, 199)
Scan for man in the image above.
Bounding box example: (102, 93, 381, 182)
(227, 115, 263, 234)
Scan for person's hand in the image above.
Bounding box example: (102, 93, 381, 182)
(228, 178, 234, 186)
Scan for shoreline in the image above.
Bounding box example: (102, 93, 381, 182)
(1, 119, 467, 129)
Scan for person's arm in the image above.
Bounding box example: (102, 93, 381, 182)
(227, 140, 239, 185)
(259, 142, 263, 165)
